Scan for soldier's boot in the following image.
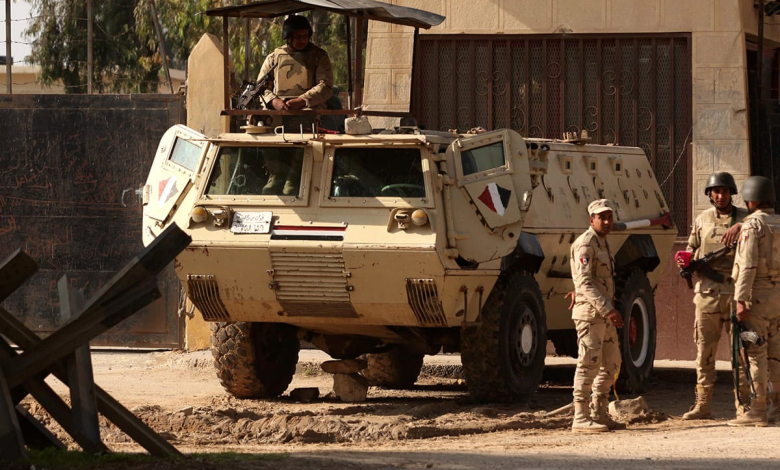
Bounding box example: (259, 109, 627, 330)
(728, 387, 768, 427)
(591, 393, 626, 430)
(681, 384, 714, 420)
(766, 392, 780, 424)
(262, 173, 284, 195)
(572, 400, 608, 433)
(734, 384, 751, 418)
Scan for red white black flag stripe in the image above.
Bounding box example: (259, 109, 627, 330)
(477, 183, 512, 216)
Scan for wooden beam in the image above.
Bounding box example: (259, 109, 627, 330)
(60, 276, 101, 449)
(0, 370, 28, 462)
(0, 249, 38, 303)
(2, 224, 190, 388)
(16, 406, 66, 451)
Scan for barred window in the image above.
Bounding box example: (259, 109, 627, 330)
(413, 35, 692, 234)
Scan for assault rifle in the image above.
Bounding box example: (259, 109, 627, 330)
(236, 64, 277, 110)
(731, 312, 764, 406)
(679, 244, 734, 289)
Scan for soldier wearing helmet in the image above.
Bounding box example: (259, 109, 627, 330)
(257, 15, 334, 112)
(728, 176, 780, 427)
(678, 172, 748, 420)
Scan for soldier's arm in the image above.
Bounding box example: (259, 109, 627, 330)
(258, 53, 279, 103)
(300, 49, 334, 107)
(732, 221, 760, 303)
(572, 244, 615, 317)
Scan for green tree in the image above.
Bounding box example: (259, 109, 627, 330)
(26, 1, 349, 94)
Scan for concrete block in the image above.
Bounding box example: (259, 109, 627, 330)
(695, 32, 744, 67)
(714, 67, 745, 108)
(715, 0, 742, 32)
(694, 104, 747, 140)
(321, 359, 368, 374)
(555, 0, 606, 32)
(608, 0, 660, 32)
(661, 0, 715, 32)
(449, 0, 499, 32)
(502, 0, 553, 32)
(333, 373, 369, 402)
(693, 67, 716, 104)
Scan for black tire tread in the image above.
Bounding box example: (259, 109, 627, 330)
(614, 268, 656, 393)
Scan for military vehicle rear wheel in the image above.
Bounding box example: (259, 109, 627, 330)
(614, 268, 656, 393)
(360, 346, 424, 388)
(461, 271, 547, 403)
(210, 322, 300, 398)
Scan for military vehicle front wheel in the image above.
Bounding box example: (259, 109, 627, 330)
(210, 322, 300, 398)
(461, 272, 547, 403)
(359, 346, 424, 388)
(615, 269, 656, 393)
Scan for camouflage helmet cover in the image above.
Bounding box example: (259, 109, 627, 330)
(741, 176, 776, 203)
(704, 172, 738, 196)
(282, 15, 313, 40)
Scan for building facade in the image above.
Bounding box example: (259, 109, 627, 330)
(364, 0, 780, 359)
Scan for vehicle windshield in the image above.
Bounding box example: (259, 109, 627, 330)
(205, 146, 304, 196)
(330, 148, 425, 198)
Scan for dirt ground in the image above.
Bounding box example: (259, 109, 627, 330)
(16, 349, 780, 469)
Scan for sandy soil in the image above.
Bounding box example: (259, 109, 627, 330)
(15, 349, 780, 469)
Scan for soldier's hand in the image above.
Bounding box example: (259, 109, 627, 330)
(606, 309, 623, 328)
(272, 97, 288, 110)
(736, 301, 749, 322)
(721, 223, 742, 247)
(286, 97, 306, 110)
(564, 291, 575, 310)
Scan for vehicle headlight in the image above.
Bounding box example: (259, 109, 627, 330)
(411, 209, 428, 226)
(190, 206, 208, 223)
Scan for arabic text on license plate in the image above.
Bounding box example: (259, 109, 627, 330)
(230, 211, 273, 234)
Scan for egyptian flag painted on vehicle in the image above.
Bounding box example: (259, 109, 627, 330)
(477, 182, 512, 216)
(158, 175, 179, 207)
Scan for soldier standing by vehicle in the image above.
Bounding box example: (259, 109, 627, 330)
(727, 176, 780, 427)
(258, 15, 334, 111)
(569, 199, 624, 433)
(678, 172, 748, 420)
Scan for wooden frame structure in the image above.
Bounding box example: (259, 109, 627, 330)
(0, 224, 191, 462)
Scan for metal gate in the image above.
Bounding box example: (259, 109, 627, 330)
(413, 34, 692, 232)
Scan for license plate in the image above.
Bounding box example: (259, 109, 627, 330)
(230, 211, 273, 234)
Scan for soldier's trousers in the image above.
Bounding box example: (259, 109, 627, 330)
(742, 315, 780, 391)
(573, 316, 622, 402)
(692, 292, 733, 386)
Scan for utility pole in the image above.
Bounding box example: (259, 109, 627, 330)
(87, 0, 93, 93)
(756, 0, 765, 168)
(5, 0, 12, 94)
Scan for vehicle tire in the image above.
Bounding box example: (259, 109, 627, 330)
(549, 329, 578, 358)
(614, 268, 656, 393)
(461, 271, 547, 403)
(210, 321, 300, 398)
(359, 346, 424, 388)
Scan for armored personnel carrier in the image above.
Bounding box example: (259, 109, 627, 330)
(142, 1, 677, 402)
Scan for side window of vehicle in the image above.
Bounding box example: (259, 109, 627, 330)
(168, 136, 202, 171)
(460, 141, 505, 176)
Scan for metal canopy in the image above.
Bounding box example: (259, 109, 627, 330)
(206, 0, 444, 29)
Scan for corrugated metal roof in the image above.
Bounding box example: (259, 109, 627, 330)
(205, 0, 444, 29)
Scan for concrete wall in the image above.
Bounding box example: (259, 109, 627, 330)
(1, 65, 186, 95)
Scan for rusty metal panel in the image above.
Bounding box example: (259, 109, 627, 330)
(0, 94, 185, 348)
(413, 34, 692, 235)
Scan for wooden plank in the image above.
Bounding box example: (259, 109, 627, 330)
(16, 406, 66, 451)
(0, 248, 38, 303)
(0, 309, 179, 457)
(0, 340, 108, 454)
(2, 224, 189, 387)
(60, 276, 101, 449)
(3, 278, 162, 388)
(0, 370, 28, 461)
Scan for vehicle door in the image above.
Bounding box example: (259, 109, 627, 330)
(143, 125, 210, 226)
(445, 129, 533, 263)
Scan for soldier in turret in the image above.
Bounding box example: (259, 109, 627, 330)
(258, 15, 334, 112)
(678, 172, 748, 420)
(727, 176, 780, 427)
(569, 199, 625, 433)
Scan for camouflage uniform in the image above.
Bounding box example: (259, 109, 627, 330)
(729, 207, 780, 426)
(569, 203, 622, 432)
(258, 44, 333, 109)
(682, 206, 748, 419)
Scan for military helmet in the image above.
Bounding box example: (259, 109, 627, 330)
(704, 172, 738, 196)
(282, 15, 313, 40)
(741, 176, 776, 203)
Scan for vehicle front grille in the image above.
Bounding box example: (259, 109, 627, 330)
(270, 251, 358, 317)
(406, 279, 446, 326)
(187, 274, 230, 321)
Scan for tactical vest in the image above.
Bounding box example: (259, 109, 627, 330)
(747, 210, 780, 282)
(274, 48, 317, 98)
(695, 207, 739, 275)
